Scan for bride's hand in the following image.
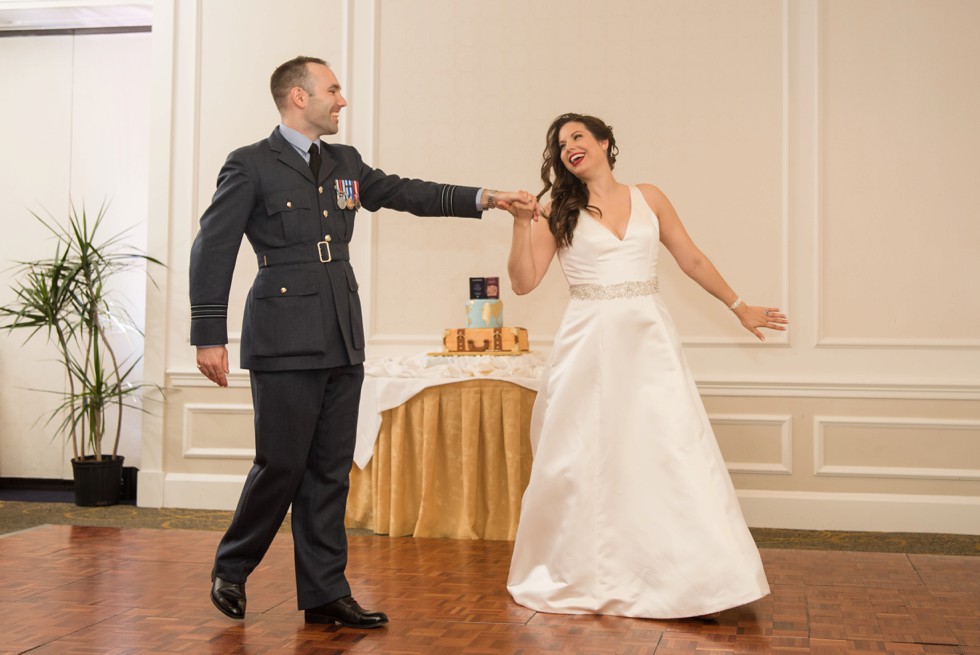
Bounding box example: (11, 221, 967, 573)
(734, 304, 788, 341)
(496, 193, 540, 222)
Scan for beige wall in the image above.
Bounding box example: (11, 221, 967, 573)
(142, 0, 980, 533)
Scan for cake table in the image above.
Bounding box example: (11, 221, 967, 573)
(346, 352, 545, 540)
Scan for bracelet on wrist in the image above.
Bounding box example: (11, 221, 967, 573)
(728, 297, 743, 311)
(486, 189, 497, 210)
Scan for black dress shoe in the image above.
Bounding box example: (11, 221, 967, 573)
(305, 596, 388, 628)
(210, 568, 246, 620)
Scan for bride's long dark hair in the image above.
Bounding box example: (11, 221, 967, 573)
(538, 113, 619, 248)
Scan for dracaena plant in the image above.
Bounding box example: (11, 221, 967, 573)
(0, 203, 163, 461)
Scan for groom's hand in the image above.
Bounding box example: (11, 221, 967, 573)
(494, 191, 540, 221)
(196, 345, 230, 387)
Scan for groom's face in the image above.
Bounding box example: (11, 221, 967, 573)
(304, 64, 347, 136)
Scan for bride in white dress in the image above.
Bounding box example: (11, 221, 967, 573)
(502, 113, 787, 619)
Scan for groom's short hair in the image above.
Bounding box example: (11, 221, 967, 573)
(271, 56, 329, 110)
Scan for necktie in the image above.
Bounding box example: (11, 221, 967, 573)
(308, 143, 321, 179)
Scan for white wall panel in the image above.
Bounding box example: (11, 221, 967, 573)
(815, 416, 980, 480)
(182, 403, 254, 459)
(712, 414, 793, 475)
(820, 0, 980, 345)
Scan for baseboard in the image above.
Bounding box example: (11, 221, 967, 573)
(156, 473, 247, 510)
(0, 476, 74, 491)
(1, 470, 138, 503)
(139, 471, 243, 509)
(738, 489, 980, 535)
(136, 470, 164, 507)
(144, 475, 980, 535)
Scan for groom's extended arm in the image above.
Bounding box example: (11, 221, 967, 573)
(347, 147, 529, 218)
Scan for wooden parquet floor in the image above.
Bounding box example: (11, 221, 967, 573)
(0, 525, 977, 654)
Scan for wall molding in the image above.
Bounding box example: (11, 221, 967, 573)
(182, 403, 255, 459)
(138, 0, 181, 508)
(710, 413, 793, 475)
(165, 368, 980, 400)
(168, 371, 251, 388)
(697, 379, 980, 400)
(346, 0, 380, 345)
(814, 415, 980, 480)
(150, 474, 980, 535)
(817, 337, 980, 350)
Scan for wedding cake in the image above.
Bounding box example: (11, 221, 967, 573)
(435, 277, 530, 355)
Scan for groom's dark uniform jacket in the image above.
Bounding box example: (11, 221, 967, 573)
(188, 127, 482, 609)
(190, 127, 481, 367)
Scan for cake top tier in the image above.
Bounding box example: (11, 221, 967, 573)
(470, 276, 499, 300)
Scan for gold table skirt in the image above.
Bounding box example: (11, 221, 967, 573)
(346, 379, 536, 540)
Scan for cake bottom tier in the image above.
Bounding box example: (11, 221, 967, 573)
(438, 327, 530, 355)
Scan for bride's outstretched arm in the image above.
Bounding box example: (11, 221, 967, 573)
(500, 199, 556, 296)
(638, 183, 788, 341)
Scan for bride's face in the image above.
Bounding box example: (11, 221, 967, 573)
(557, 121, 609, 178)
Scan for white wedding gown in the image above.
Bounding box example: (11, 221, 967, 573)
(507, 186, 770, 619)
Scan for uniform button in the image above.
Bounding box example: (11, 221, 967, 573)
(322, 210, 328, 218)
(325, 234, 332, 242)
(318, 186, 324, 194)
(280, 287, 287, 294)
(286, 201, 292, 208)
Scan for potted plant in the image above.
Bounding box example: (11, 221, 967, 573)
(0, 203, 162, 506)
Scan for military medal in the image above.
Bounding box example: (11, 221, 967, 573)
(335, 180, 347, 209)
(344, 180, 354, 209)
(334, 179, 362, 210)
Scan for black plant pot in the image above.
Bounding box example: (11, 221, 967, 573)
(72, 455, 124, 507)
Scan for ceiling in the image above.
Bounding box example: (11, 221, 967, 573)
(0, 1, 152, 31)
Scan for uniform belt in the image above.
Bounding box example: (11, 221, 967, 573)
(257, 240, 350, 267)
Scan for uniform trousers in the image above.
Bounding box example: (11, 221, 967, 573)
(213, 363, 364, 609)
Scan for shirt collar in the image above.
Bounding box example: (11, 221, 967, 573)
(278, 124, 318, 156)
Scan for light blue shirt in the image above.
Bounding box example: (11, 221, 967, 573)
(279, 123, 317, 162)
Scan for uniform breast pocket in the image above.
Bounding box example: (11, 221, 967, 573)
(249, 272, 325, 357)
(264, 189, 312, 244)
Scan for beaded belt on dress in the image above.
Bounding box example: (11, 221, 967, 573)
(568, 277, 660, 300)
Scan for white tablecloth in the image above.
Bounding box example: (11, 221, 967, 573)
(353, 352, 546, 468)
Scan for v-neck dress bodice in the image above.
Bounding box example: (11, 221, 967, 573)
(557, 186, 659, 287)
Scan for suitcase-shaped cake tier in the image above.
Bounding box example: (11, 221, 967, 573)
(438, 327, 530, 355)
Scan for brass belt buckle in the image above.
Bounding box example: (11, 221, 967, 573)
(317, 240, 332, 263)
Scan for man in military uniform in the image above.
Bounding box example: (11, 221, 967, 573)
(191, 55, 532, 627)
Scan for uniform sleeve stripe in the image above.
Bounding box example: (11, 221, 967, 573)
(191, 304, 228, 319)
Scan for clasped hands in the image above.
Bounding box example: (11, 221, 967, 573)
(493, 191, 541, 222)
